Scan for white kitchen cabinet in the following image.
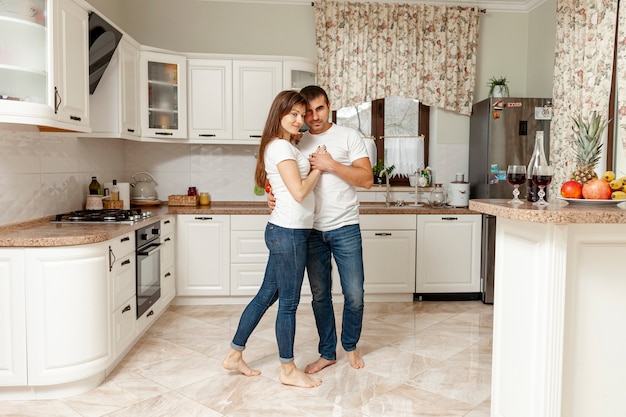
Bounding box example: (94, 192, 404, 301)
(108, 232, 136, 358)
(0, 249, 27, 386)
(283, 59, 316, 91)
(187, 59, 232, 141)
(360, 215, 417, 294)
(160, 216, 176, 304)
(0, 0, 89, 131)
(232, 60, 282, 140)
(416, 214, 481, 294)
(177, 214, 230, 296)
(91, 37, 140, 138)
(230, 215, 268, 296)
(24, 243, 111, 385)
(53, 0, 89, 130)
(140, 50, 187, 139)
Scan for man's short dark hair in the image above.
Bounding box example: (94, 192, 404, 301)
(300, 85, 329, 105)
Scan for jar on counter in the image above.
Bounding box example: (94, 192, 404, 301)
(199, 192, 210, 205)
(187, 186, 197, 196)
(429, 183, 447, 207)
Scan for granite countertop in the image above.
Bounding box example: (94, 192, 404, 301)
(0, 202, 478, 247)
(470, 199, 626, 224)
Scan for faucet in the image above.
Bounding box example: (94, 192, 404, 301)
(379, 170, 392, 207)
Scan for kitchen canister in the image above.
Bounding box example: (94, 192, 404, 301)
(448, 174, 470, 207)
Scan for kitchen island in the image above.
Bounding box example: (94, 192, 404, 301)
(469, 199, 626, 417)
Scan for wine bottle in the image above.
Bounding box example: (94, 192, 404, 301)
(526, 131, 548, 202)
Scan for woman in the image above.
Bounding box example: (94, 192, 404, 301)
(223, 90, 324, 388)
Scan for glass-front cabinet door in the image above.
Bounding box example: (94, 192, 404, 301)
(0, 0, 51, 122)
(140, 51, 187, 139)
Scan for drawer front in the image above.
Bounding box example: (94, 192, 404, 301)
(109, 232, 135, 258)
(359, 214, 416, 230)
(231, 214, 269, 231)
(161, 216, 175, 236)
(231, 231, 268, 263)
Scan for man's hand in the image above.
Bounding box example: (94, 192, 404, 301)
(309, 146, 333, 172)
(266, 189, 276, 210)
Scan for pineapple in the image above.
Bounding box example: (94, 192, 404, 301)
(570, 111, 607, 184)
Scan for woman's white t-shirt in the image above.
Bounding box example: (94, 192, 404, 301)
(265, 138, 315, 229)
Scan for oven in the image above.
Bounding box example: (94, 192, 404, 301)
(136, 221, 161, 318)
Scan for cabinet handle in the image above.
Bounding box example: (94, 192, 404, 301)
(70, 115, 82, 121)
(108, 245, 115, 272)
(375, 232, 392, 236)
(164, 237, 171, 242)
(199, 134, 216, 137)
(127, 128, 135, 133)
(155, 131, 173, 136)
(147, 310, 155, 317)
(54, 87, 61, 114)
(164, 220, 171, 224)
(441, 217, 458, 221)
(165, 272, 171, 278)
(122, 305, 131, 313)
(121, 236, 130, 242)
(249, 135, 261, 138)
(195, 216, 213, 220)
(121, 259, 131, 266)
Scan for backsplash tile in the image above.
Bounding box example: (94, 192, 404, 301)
(0, 127, 470, 225)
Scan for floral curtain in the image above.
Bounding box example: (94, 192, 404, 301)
(313, 1, 481, 115)
(550, 0, 618, 195)
(617, 1, 626, 164)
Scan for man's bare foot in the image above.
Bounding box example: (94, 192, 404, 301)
(304, 357, 336, 374)
(280, 362, 322, 388)
(222, 348, 261, 376)
(346, 349, 365, 369)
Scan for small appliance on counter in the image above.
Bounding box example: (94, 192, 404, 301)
(448, 173, 470, 207)
(130, 172, 161, 206)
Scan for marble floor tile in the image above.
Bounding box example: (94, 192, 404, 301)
(0, 300, 493, 417)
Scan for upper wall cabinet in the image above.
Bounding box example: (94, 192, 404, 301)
(283, 59, 317, 91)
(140, 51, 187, 139)
(0, 0, 89, 131)
(187, 59, 233, 141)
(91, 37, 140, 138)
(233, 60, 282, 141)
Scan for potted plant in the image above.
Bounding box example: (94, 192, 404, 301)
(487, 76, 509, 98)
(372, 159, 395, 184)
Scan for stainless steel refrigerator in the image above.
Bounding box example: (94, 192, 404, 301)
(469, 97, 552, 304)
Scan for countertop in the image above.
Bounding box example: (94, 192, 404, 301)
(470, 199, 626, 224)
(0, 202, 478, 247)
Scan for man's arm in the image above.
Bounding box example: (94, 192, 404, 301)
(309, 153, 373, 189)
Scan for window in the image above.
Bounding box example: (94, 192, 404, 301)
(335, 97, 430, 185)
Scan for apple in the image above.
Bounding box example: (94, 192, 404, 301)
(560, 181, 583, 199)
(581, 178, 612, 199)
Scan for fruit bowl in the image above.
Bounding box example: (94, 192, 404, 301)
(556, 197, 623, 205)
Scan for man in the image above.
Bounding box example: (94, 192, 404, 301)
(297, 85, 374, 373)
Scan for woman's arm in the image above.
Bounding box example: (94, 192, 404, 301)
(277, 160, 321, 202)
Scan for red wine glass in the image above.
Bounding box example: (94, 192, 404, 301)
(507, 165, 526, 204)
(532, 165, 553, 206)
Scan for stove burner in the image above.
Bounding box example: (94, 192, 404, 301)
(53, 209, 146, 223)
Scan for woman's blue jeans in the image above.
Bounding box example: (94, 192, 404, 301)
(306, 224, 365, 361)
(231, 223, 310, 362)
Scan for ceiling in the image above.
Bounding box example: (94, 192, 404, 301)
(202, 0, 549, 13)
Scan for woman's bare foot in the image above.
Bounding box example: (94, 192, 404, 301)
(280, 361, 322, 388)
(222, 348, 261, 376)
(304, 357, 336, 374)
(346, 349, 365, 369)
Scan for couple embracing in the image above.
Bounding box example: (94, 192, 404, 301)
(223, 86, 373, 387)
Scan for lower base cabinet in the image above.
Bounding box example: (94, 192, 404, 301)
(416, 214, 481, 294)
(360, 215, 417, 294)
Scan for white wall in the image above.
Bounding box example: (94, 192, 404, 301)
(0, 0, 557, 225)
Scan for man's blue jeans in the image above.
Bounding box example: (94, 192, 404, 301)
(231, 223, 310, 362)
(306, 224, 365, 361)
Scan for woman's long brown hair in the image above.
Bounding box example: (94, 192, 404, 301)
(255, 90, 307, 188)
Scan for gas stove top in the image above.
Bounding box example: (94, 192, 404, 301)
(51, 209, 154, 224)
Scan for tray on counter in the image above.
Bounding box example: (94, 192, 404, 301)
(168, 195, 198, 206)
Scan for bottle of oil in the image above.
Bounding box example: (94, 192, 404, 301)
(89, 176, 102, 195)
(110, 180, 120, 201)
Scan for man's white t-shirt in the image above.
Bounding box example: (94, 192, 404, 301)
(265, 139, 315, 229)
(297, 124, 369, 232)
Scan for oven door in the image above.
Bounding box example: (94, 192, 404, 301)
(136, 242, 161, 318)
